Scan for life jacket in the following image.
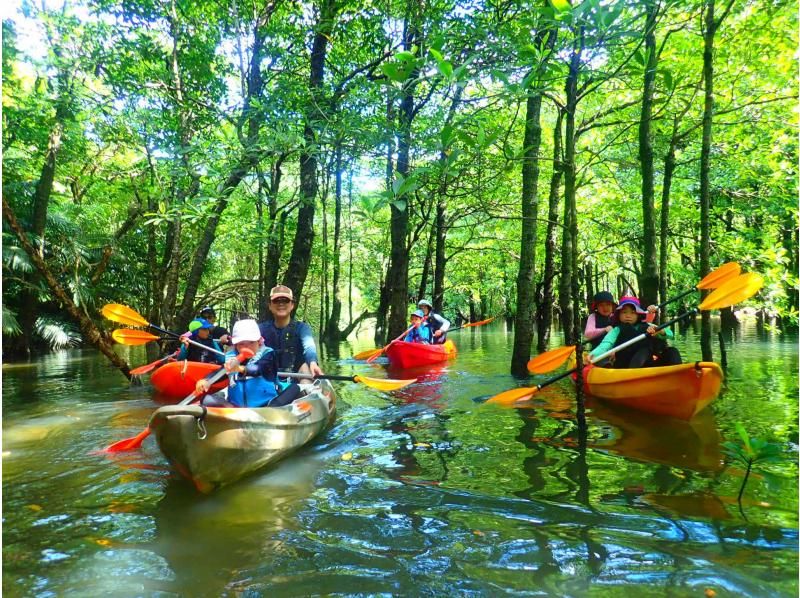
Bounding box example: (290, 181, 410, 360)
(186, 337, 223, 363)
(405, 324, 431, 344)
(259, 320, 302, 371)
(225, 345, 286, 408)
(586, 312, 614, 349)
(425, 312, 449, 344)
(610, 322, 650, 368)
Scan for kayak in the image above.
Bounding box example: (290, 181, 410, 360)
(577, 362, 723, 420)
(149, 380, 336, 493)
(385, 340, 457, 369)
(150, 361, 228, 399)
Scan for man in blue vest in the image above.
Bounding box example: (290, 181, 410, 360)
(417, 299, 450, 344)
(258, 285, 324, 378)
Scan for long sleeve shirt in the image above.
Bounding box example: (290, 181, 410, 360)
(404, 324, 432, 343)
(590, 323, 674, 360)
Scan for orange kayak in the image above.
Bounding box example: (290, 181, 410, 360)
(150, 361, 228, 399)
(385, 340, 457, 369)
(578, 362, 723, 420)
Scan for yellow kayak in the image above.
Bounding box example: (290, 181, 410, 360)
(579, 362, 723, 420)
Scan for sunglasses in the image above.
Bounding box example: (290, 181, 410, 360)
(271, 298, 292, 305)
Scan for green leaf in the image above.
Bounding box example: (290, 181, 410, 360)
(389, 199, 407, 212)
(436, 59, 453, 79)
(549, 0, 571, 12)
(428, 48, 443, 62)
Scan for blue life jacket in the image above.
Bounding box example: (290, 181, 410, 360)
(224, 346, 289, 408)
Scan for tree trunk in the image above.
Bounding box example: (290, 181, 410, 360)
(325, 145, 344, 341)
(511, 90, 544, 376)
(3, 198, 132, 377)
(418, 224, 435, 302)
(699, 0, 718, 361)
(283, 0, 337, 305)
(537, 109, 563, 353)
(386, 13, 420, 340)
(659, 132, 677, 312)
(638, 0, 659, 307)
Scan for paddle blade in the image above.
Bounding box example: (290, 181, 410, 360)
(104, 428, 151, 452)
(462, 316, 496, 328)
(129, 362, 159, 376)
(527, 345, 576, 374)
(102, 304, 149, 327)
(696, 262, 741, 290)
(485, 386, 540, 406)
(699, 272, 763, 311)
(112, 328, 160, 346)
(353, 375, 416, 391)
(354, 347, 383, 360)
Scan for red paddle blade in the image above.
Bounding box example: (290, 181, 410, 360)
(463, 316, 496, 328)
(104, 428, 151, 453)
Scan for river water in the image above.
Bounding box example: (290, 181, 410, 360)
(3, 320, 797, 596)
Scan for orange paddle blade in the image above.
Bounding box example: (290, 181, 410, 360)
(354, 347, 383, 360)
(101, 304, 149, 327)
(527, 345, 576, 374)
(104, 428, 151, 452)
(485, 386, 540, 406)
(696, 262, 741, 290)
(462, 316, 496, 328)
(112, 328, 160, 345)
(699, 272, 763, 311)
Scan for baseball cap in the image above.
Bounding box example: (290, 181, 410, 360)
(188, 318, 214, 333)
(270, 285, 294, 301)
(230, 319, 262, 344)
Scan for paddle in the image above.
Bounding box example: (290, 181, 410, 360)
(129, 350, 180, 376)
(489, 272, 762, 406)
(356, 324, 415, 362)
(103, 349, 254, 452)
(527, 262, 743, 374)
(111, 328, 226, 359)
(446, 316, 496, 333)
(354, 315, 496, 361)
(278, 371, 416, 391)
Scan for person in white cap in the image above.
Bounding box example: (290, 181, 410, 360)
(195, 319, 300, 407)
(416, 299, 450, 344)
(258, 285, 324, 378)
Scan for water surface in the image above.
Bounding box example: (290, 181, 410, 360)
(3, 320, 797, 596)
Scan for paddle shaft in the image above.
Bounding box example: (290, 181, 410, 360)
(279, 371, 357, 383)
(366, 324, 414, 363)
(130, 350, 179, 375)
(592, 309, 697, 364)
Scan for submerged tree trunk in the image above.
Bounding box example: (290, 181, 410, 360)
(284, 0, 337, 305)
(511, 90, 544, 376)
(537, 109, 563, 353)
(638, 0, 659, 307)
(386, 12, 420, 340)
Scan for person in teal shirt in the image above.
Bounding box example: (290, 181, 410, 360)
(589, 296, 681, 368)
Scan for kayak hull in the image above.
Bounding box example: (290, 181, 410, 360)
(385, 340, 457, 369)
(580, 362, 723, 420)
(149, 381, 336, 493)
(150, 361, 228, 399)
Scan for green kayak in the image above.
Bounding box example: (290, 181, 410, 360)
(149, 380, 336, 493)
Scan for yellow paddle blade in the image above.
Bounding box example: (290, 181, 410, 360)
(353, 375, 416, 391)
(485, 386, 540, 406)
(527, 345, 576, 374)
(699, 272, 763, 311)
(111, 328, 160, 345)
(353, 347, 383, 360)
(696, 262, 741, 290)
(101, 304, 149, 327)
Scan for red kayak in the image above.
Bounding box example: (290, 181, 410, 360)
(150, 361, 228, 399)
(385, 340, 457, 369)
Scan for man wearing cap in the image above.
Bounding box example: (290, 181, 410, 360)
(198, 306, 231, 346)
(416, 299, 450, 344)
(258, 285, 324, 378)
(177, 318, 225, 364)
